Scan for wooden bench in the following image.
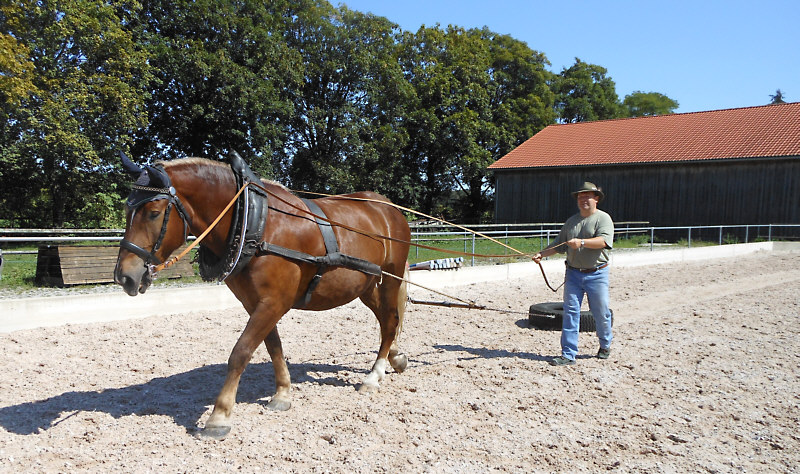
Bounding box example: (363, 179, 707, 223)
(35, 245, 195, 286)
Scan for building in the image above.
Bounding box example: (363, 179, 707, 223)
(488, 102, 800, 235)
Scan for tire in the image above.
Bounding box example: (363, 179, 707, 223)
(528, 302, 613, 332)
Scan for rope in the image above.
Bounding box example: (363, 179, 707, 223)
(150, 180, 567, 306)
(288, 188, 568, 293)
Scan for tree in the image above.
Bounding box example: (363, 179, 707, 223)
(769, 89, 786, 104)
(456, 28, 554, 222)
(0, 0, 151, 227)
(398, 26, 555, 221)
(623, 91, 679, 117)
(130, 0, 299, 179)
(282, 2, 411, 197)
(551, 58, 624, 123)
(398, 25, 488, 217)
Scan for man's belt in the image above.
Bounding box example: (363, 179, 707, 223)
(566, 262, 609, 273)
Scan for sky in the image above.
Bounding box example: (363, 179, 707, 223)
(336, 0, 799, 114)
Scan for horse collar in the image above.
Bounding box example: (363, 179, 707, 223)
(197, 167, 268, 282)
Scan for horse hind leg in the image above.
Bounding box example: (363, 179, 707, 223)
(358, 270, 408, 393)
(388, 269, 408, 373)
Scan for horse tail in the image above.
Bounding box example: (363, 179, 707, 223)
(395, 263, 409, 342)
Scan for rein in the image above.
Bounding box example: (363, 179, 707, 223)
(150, 183, 249, 274)
(147, 179, 566, 296)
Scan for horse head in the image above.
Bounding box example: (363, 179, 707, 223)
(114, 152, 192, 296)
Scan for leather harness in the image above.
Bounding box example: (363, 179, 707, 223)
(196, 153, 380, 309)
(122, 153, 381, 309)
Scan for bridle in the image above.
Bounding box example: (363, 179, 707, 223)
(120, 171, 192, 272)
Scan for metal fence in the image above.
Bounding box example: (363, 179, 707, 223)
(409, 223, 800, 266)
(1, 223, 798, 280)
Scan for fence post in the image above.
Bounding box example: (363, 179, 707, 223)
(745, 225, 749, 243)
(688, 228, 692, 248)
(471, 233, 475, 267)
(540, 225, 544, 251)
(769, 224, 773, 242)
(650, 227, 654, 251)
(719, 226, 723, 245)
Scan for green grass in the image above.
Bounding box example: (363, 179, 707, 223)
(408, 233, 670, 265)
(0, 234, 747, 292)
(0, 252, 37, 288)
(0, 246, 203, 291)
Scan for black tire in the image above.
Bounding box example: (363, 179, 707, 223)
(528, 302, 613, 332)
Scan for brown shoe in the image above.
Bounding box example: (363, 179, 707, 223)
(597, 348, 611, 359)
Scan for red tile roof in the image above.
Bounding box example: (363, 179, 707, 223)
(488, 102, 800, 170)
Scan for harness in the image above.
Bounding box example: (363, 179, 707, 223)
(120, 165, 192, 268)
(257, 198, 381, 308)
(121, 153, 381, 309)
(196, 155, 268, 282)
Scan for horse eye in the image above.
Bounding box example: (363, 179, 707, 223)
(149, 210, 161, 220)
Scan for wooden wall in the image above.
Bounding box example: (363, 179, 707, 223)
(492, 157, 800, 227)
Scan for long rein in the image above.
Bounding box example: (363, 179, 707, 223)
(150, 181, 566, 311)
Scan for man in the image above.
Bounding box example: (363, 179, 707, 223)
(532, 182, 614, 366)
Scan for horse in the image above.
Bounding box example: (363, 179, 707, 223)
(113, 152, 411, 440)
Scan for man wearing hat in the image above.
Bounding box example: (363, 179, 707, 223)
(532, 182, 614, 366)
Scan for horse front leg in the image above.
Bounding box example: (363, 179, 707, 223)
(200, 305, 284, 440)
(263, 327, 291, 411)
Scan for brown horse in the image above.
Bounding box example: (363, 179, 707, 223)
(114, 154, 410, 439)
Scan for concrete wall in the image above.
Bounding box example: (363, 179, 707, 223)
(2, 242, 798, 333)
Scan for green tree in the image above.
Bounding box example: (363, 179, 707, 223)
(460, 28, 554, 222)
(623, 91, 679, 117)
(399, 26, 555, 221)
(398, 25, 484, 216)
(552, 58, 623, 123)
(0, 0, 151, 227)
(283, 2, 411, 198)
(130, 0, 299, 178)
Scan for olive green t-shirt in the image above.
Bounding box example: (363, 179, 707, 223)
(554, 209, 614, 269)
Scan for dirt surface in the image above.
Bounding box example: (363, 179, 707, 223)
(1, 250, 799, 472)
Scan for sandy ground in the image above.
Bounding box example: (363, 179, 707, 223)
(0, 250, 799, 473)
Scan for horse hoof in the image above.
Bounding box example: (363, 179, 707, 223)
(358, 382, 379, 394)
(266, 397, 291, 411)
(197, 425, 232, 440)
(390, 354, 408, 373)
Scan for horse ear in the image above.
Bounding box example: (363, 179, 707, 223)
(120, 151, 143, 178)
(144, 165, 170, 188)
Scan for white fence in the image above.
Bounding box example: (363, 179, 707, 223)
(1, 223, 798, 280)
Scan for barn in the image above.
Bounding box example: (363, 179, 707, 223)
(488, 102, 800, 237)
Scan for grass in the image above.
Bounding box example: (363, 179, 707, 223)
(0, 234, 757, 292)
(0, 245, 204, 291)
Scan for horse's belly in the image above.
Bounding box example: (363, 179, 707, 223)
(300, 268, 376, 311)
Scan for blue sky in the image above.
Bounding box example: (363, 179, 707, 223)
(337, 0, 799, 113)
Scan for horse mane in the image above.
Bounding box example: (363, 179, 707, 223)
(158, 157, 286, 190)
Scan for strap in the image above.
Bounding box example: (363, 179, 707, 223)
(302, 198, 339, 254)
(255, 243, 381, 277)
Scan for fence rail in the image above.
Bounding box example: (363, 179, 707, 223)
(1, 223, 798, 282)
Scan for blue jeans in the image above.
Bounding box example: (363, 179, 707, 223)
(561, 266, 613, 360)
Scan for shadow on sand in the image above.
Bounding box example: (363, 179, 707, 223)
(0, 359, 355, 436)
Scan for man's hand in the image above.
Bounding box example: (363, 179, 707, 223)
(566, 238, 582, 249)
